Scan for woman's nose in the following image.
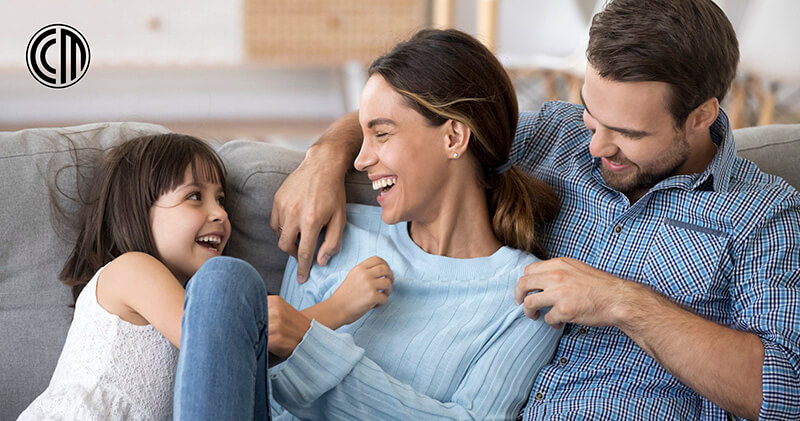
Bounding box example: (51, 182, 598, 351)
(354, 140, 377, 172)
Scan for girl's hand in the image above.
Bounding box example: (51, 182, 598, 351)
(330, 256, 394, 325)
(268, 296, 312, 357)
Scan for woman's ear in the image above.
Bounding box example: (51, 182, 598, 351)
(445, 120, 470, 160)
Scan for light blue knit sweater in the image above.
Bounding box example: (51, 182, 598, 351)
(269, 204, 561, 420)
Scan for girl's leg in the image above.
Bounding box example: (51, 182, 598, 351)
(173, 256, 270, 421)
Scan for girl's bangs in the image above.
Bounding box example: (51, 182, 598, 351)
(152, 135, 226, 199)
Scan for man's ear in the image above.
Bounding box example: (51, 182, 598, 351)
(445, 120, 471, 159)
(685, 97, 719, 134)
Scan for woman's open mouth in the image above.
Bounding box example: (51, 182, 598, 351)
(372, 177, 397, 196)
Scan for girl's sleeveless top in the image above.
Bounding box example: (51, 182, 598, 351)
(18, 265, 179, 421)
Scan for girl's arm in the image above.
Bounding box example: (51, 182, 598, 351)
(96, 252, 185, 347)
(300, 256, 393, 331)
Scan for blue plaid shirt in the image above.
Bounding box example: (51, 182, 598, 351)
(513, 102, 800, 420)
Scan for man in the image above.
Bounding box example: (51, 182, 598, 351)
(270, 0, 800, 419)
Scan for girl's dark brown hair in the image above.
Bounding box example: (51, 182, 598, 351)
(59, 133, 226, 302)
(369, 29, 559, 257)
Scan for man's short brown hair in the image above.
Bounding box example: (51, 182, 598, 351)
(587, 0, 739, 126)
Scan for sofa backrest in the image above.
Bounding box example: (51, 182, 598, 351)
(0, 122, 170, 419)
(733, 124, 800, 188)
(216, 141, 377, 295)
(1, 121, 797, 419)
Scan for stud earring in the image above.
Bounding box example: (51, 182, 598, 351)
(453, 152, 459, 158)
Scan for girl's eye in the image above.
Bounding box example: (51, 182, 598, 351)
(187, 192, 201, 201)
(217, 196, 226, 207)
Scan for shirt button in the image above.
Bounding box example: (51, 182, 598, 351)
(559, 357, 569, 366)
(578, 327, 588, 334)
(534, 392, 544, 401)
(614, 224, 623, 234)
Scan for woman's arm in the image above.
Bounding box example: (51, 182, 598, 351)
(97, 252, 185, 347)
(270, 311, 560, 420)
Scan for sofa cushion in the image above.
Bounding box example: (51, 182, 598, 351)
(1, 121, 796, 420)
(734, 124, 800, 189)
(217, 141, 376, 294)
(0, 122, 169, 419)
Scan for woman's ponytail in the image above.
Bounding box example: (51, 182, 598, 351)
(489, 167, 560, 258)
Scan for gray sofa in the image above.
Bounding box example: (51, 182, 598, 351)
(1, 120, 798, 420)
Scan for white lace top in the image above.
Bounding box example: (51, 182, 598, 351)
(18, 265, 179, 421)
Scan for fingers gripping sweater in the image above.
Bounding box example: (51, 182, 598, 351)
(269, 204, 561, 420)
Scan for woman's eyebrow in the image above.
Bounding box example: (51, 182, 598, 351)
(367, 118, 396, 129)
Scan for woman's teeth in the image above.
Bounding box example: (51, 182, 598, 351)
(372, 177, 397, 192)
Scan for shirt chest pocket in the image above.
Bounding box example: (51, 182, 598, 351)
(642, 218, 729, 298)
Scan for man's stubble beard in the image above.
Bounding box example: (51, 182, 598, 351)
(601, 131, 691, 197)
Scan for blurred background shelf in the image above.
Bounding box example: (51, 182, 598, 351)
(1, 0, 798, 147)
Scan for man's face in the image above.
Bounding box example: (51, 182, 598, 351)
(581, 64, 692, 201)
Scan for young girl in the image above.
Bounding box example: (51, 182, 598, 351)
(19, 133, 232, 420)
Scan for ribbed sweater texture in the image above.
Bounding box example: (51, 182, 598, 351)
(270, 204, 561, 420)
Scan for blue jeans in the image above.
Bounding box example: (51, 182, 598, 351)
(173, 256, 270, 421)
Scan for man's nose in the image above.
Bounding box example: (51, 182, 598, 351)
(588, 128, 617, 158)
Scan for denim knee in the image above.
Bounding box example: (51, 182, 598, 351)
(189, 256, 267, 303)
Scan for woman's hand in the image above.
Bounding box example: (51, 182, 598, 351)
(329, 256, 394, 325)
(268, 296, 313, 357)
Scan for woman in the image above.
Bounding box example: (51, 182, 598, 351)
(174, 29, 562, 421)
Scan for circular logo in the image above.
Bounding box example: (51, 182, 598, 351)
(26, 24, 91, 89)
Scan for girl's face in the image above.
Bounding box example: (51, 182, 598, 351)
(149, 164, 230, 283)
(354, 75, 452, 225)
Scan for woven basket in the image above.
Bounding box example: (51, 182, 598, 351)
(244, 0, 428, 64)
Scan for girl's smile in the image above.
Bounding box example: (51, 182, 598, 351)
(150, 164, 231, 283)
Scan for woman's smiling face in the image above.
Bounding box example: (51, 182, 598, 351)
(354, 75, 452, 225)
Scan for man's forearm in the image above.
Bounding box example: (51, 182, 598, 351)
(615, 282, 764, 420)
(306, 111, 363, 176)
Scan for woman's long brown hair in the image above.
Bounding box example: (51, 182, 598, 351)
(59, 133, 226, 302)
(369, 29, 560, 257)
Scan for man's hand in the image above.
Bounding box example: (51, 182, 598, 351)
(515, 257, 764, 419)
(329, 256, 394, 325)
(267, 296, 312, 358)
(270, 149, 347, 283)
(514, 257, 631, 329)
(270, 111, 362, 284)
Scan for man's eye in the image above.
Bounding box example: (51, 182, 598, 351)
(375, 132, 387, 138)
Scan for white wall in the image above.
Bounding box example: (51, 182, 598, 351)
(0, 0, 242, 67)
